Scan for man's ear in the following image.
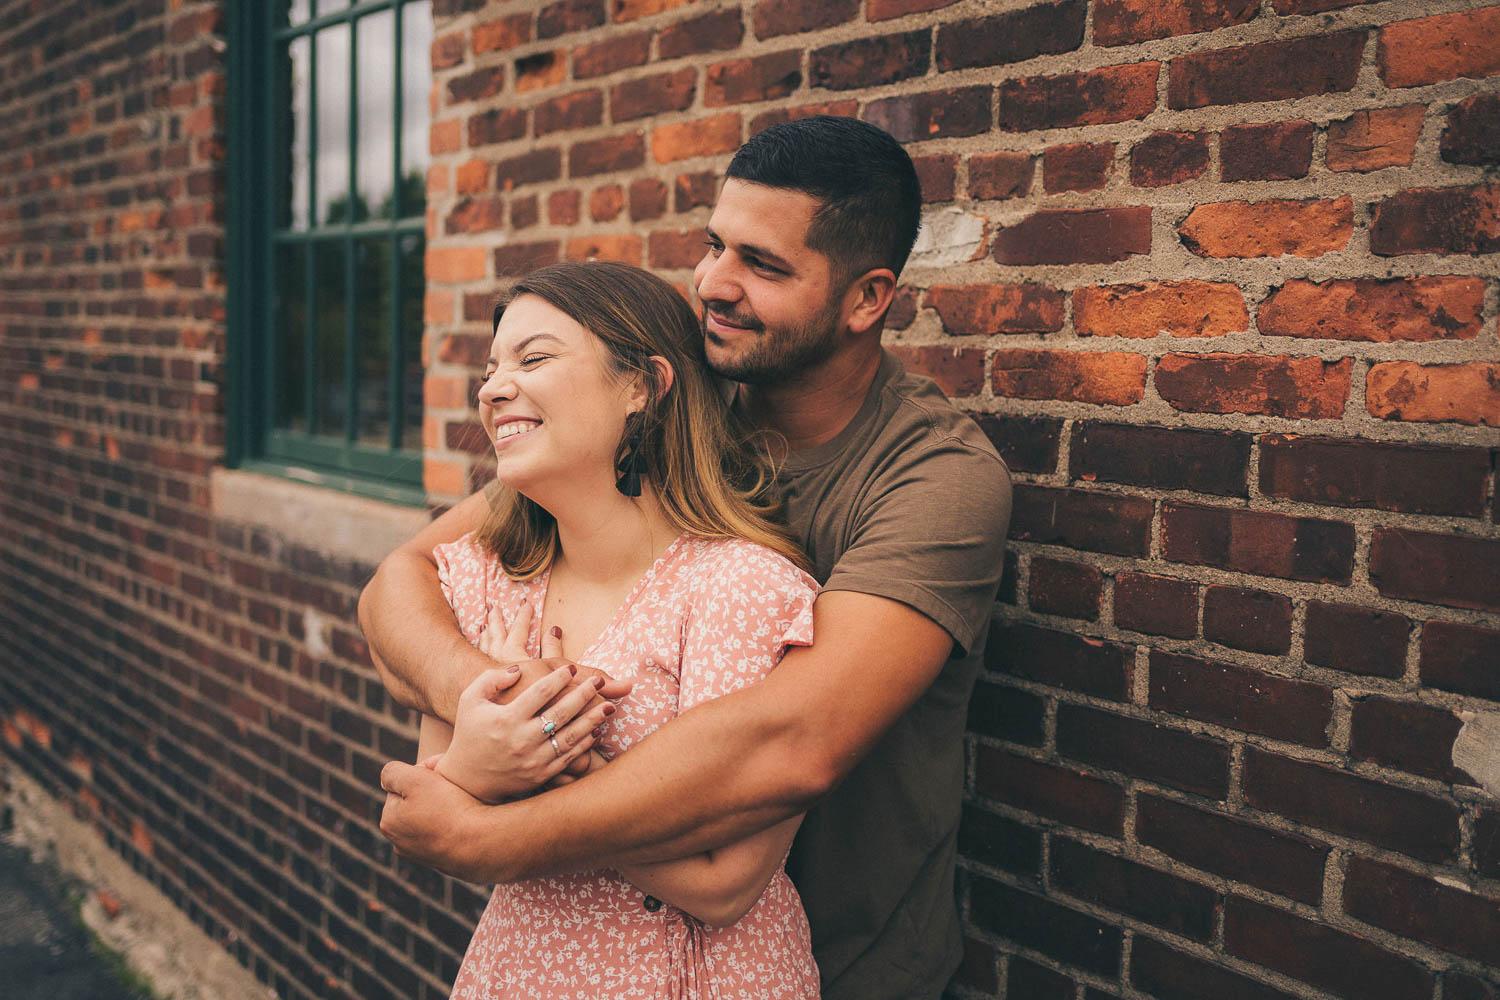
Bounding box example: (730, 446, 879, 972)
(844, 268, 898, 336)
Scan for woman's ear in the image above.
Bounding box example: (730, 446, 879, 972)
(627, 355, 676, 414)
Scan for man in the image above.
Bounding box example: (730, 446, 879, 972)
(365, 116, 1012, 999)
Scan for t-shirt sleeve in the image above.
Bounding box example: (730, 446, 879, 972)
(822, 438, 1012, 655)
(432, 531, 491, 643)
(677, 545, 818, 712)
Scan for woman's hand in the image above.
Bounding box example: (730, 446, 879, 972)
(436, 602, 618, 802)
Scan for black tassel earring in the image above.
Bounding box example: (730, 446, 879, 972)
(615, 419, 646, 497)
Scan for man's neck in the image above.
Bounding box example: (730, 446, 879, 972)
(739, 345, 884, 453)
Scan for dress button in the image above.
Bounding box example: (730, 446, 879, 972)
(642, 895, 662, 912)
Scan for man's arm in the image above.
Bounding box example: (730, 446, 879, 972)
(379, 589, 954, 882)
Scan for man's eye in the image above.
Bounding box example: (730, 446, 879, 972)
(703, 240, 723, 255)
(749, 259, 780, 274)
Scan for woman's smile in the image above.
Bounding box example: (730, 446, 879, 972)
(494, 417, 542, 448)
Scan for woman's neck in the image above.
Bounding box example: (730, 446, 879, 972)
(540, 478, 679, 585)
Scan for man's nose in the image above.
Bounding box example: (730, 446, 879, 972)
(694, 251, 741, 307)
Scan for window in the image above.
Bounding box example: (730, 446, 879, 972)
(229, 0, 432, 503)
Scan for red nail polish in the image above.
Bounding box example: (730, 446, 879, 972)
(592, 677, 605, 690)
(602, 704, 616, 717)
(567, 665, 578, 676)
(550, 626, 562, 638)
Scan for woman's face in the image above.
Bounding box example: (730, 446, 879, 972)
(478, 294, 638, 498)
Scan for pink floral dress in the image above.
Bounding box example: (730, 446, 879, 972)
(434, 531, 822, 1000)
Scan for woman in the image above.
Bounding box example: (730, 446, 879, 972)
(413, 261, 821, 999)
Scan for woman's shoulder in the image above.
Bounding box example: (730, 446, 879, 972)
(679, 535, 818, 594)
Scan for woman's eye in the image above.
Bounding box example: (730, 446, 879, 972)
(520, 354, 549, 366)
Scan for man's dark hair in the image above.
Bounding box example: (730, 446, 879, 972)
(726, 116, 922, 283)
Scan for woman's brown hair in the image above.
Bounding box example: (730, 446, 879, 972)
(474, 260, 805, 577)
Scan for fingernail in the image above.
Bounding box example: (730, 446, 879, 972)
(505, 665, 520, 675)
(602, 704, 616, 717)
(550, 626, 562, 638)
(567, 664, 578, 676)
(592, 677, 605, 690)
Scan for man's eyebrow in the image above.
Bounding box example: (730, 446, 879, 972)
(705, 226, 794, 270)
(487, 332, 565, 365)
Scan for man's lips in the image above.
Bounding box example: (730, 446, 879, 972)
(705, 310, 760, 334)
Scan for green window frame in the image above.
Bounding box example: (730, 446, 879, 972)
(228, 0, 433, 505)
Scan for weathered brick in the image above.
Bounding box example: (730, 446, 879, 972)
(1369, 183, 1500, 256)
(1137, 795, 1328, 905)
(1379, 7, 1500, 88)
(444, 196, 505, 234)
(748, 99, 859, 133)
(566, 233, 643, 265)
(611, 67, 695, 122)
(1220, 120, 1314, 181)
(548, 189, 581, 225)
(971, 414, 1062, 474)
(970, 878, 1123, 977)
(992, 349, 1148, 405)
(705, 50, 802, 107)
(1010, 487, 1155, 558)
(534, 90, 603, 136)
(493, 239, 560, 275)
(515, 50, 566, 92)
(1179, 197, 1352, 258)
(1203, 586, 1291, 655)
(1350, 697, 1468, 784)
(1151, 651, 1331, 746)
(986, 621, 1133, 700)
(1161, 502, 1355, 583)
(658, 9, 744, 59)
(1051, 838, 1218, 941)
(1007, 956, 1074, 1000)
(569, 132, 645, 177)
(588, 184, 624, 222)
(1095, 0, 1258, 46)
(495, 148, 563, 189)
(1156, 353, 1351, 419)
(1259, 435, 1488, 516)
(1421, 620, 1500, 700)
(887, 345, 985, 397)
(455, 158, 490, 194)
(1224, 897, 1434, 1000)
(447, 65, 506, 104)
(1441, 92, 1500, 166)
(751, 0, 857, 39)
(994, 207, 1151, 264)
(1131, 936, 1300, 1000)
(1327, 106, 1425, 173)
(1070, 423, 1249, 496)
(651, 113, 741, 163)
(1303, 601, 1410, 679)
(572, 30, 651, 79)
(968, 679, 1045, 745)
(955, 938, 999, 995)
(862, 86, 991, 143)
(1057, 704, 1230, 798)
(1028, 557, 1102, 620)
(468, 107, 527, 147)
(968, 151, 1034, 200)
(912, 153, 957, 202)
(976, 746, 1125, 835)
(1271, 0, 1377, 10)
(925, 284, 1065, 336)
(999, 62, 1160, 131)
(674, 170, 718, 212)
(1344, 857, 1500, 966)
(934, 0, 1085, 72)
(1129, 131, 1209, 187)
(627, 177, 667, 221)
(647, 228, 706, 269)
(473, 12, 532, 54)
(426, 246, 488, 283)
(1260, 276, 1485, 344)
(1243, 748, 1460, 862)
(1168, 31, 1364, 109)
(431, 31, 466, 69)
(1113, 572, 1198, 639)
(1370, 527, 1500, 613)
(1044, 142, 1113, 193)
(1366, 361, 1500, 426)
(1075, 281, 1246, 340)
(613, 0, 694, 21)
(537, 0, 605, 39)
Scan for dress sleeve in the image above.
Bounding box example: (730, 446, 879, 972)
(677, 544, 819, 713)
(432, 532, 492, 644)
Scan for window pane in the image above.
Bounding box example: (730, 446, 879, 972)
(280, 36, 310, 231)
(400, 1, 432, 220)
(399, 232, 425, 451)
(274, 243, 309, 432)
(315, 240, 347, 437)
(281, 0, 311, 27)
(354, 237, 393, 447)
(355, 10, 395, 222)
(315, 24, 350, 225)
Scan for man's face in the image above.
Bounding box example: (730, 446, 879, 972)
(693, 179, 845, 385)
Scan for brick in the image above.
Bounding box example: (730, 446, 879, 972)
(467, 107, 527, 146)
(1224, 897, 1433, 1000)
(647, 229, 707, 269)
(1369, 183, 1500, 256)
(1051, 838, 1218, 941)
(1008, 483, 1156, 553)
(970, 878, 1123, 977)
(925, 284, 1065, 335)
(1477, 810, 1500, 879)
(611, 67, 695, 122)
(537, 0, 604, 38)
(1130, 131, 1209, 187)
(1203, 586, 1291, 655)
(954, 938, 999, 995)
(515, 50, 566, 92)
(1007, 956, 1074, 1000)
(1370, 527, 1500, 613)
(971, 414, 1061, 474)
(1151, 650, 1332, 746)
(999, 62, 1159, 131)
(992, 349, 1147, 405)
(1161, 502, 1355, 583)
(674, 170, 718, 211)
(1366, 361, 1500, 427)
(1070, 423, 1249, 496)
(748, 100, 860, 134)
(569, 132, 644, 177)
(994, 207, 1151, 264)
(887, 346, 985, 397)
(658, 9, 744, 59)
(959, 804, 1042, 876)
(1137, 795, 1328, 905)
(588, 184, 624, 222)
(1259, 435, 1488, 516)
(1156, 353, 1350, 419)
(431, 31, 466, 69)
(1303, 601, 1410, 679)
(1346, 857, 1500, 967)
(1113, 572, 1198, 639)
(862, 86, 990, 142)
(473, 13, 531, 54)
(534, 90, 603, 136)
(566, 234, 643, 265)
(548, 189, 581, 225)
(1057, 705, 1230, 798)
(1261, 276, 1485, 345)
(753, 0, 857, 39)
(1028, 557, 1102, 620)
(1243, 748, 1460, 862)
(425, 246, 487, 283)
(627, 178, 667, 221)
(705, 50, 802, 107)
(976, 749, 1125, 838)
(1096, 0, 1260, 46)
(444, 196, 505, 234)
(447, 65, 506, 104)
(613, 0, 694, 20)
(968, 151, 1034, 200)
(1131, 936, 1300, 1000)
(968, 679, 1044, 745)
(1327, 106, 1424, 172)
(572, 30, 651, 79)
(455, 158, 490, 194)
(651, 113, 741, 163)
(1074, 281, 1246, 340)
(1442, 92, 1500, 166)
(1350, 697, 1467, 784)
(493, 239, 559, 275)
(432, 118, 463, 154)
(986, 621, 1133, 700)
(1379, 8, 1500, 88)
(495, 148, 563, 189)
(1169, 31, 1364, 109)
(1220, 120, 1314, 181)
(1421, 620, 1500, 700)
(1044, 142, 1113, 193)
(869, 0, 959, 20)
(934, 0, 1085, 72)
(1180, 197, 1352, 258)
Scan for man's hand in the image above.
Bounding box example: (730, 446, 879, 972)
(380, 761, 498, 883)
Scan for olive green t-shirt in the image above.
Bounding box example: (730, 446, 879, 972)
(775, 351, 1012, 1000)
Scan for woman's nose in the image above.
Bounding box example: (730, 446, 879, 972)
(478, 371, 517, 405)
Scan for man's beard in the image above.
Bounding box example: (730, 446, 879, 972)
(701, 297, 844, 385)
